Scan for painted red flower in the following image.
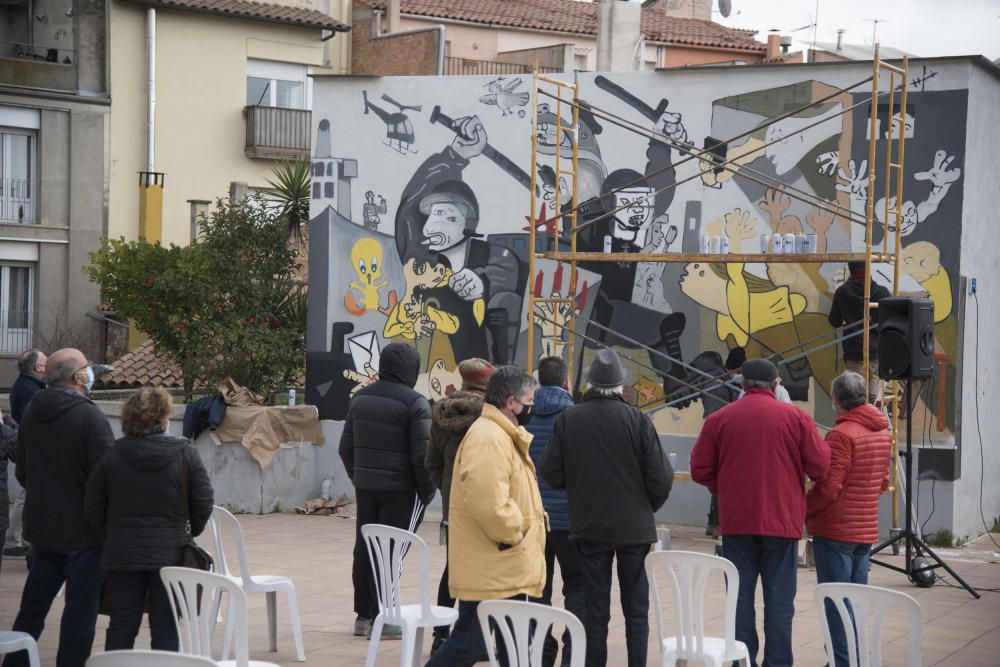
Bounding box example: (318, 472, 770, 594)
(248, 316, 257, 324)
(178, 323, 186, 331)
(147, 279, 155, 286)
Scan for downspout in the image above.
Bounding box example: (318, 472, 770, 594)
(145, 8, 156, 173)
(374, 10, 445, 75)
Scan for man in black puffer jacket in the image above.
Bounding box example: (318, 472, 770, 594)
(6, 348, 114, 667)
(340, 342, 436, 638)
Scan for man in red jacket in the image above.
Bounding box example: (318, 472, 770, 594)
(807, 371, 892, 667)
(691, 358, 830, 667)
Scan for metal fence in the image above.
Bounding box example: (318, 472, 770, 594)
(443, 57, 561, 76)
(0, 178, 35, 224)
(0, 310, 32, 355)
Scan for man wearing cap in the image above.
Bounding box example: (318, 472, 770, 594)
(394, 115, 523, 363)
(540, 349, 673, 667)
(829, 262, 891, 400)
(691, 358, 830, 667)
(424, 357, 496, 654)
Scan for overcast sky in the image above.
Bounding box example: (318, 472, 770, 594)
(710, 0, 1000, 61)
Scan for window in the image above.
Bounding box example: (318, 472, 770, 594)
(0, 129, 36, 224)
(246, 59, 309, 110)
(0, 263, 33, 354)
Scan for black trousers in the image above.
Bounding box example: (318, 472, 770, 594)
(104, 570, 179, 652)
(4, 547, 102, 667)
(533, 530, 585, 667)
(352, 488, 425, 620)
(577, 542, 650, 667)
(433, 524, 455, 641)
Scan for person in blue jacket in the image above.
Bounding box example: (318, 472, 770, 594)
(526, 356, 581, 667)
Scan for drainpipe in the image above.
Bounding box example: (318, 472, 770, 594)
(374, 10, 445, 75)
(145, 8, 155, 172)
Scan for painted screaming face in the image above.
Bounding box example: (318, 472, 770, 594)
(422, 202, 466, 251)
(613, 188, 654, 238)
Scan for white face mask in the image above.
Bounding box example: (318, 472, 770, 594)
(80, 366, 95, 393)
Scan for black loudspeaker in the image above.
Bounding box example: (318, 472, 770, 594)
(877, 296, 934, 380)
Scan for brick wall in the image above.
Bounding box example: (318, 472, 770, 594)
(351, 2, 439, 76)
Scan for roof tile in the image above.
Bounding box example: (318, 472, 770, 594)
(124, 0, 350, 32)
(360, 0, 763, 52)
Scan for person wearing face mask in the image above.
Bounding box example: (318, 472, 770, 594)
(540, 349, 673, 667)
(84, 387, 214, 653)
(5, 348, 114, 667)
(424, 366, 545, 667)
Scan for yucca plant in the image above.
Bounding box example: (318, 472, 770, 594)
(266, 159, 312, 240)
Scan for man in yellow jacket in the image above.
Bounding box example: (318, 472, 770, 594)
(425, 366, 547, 667)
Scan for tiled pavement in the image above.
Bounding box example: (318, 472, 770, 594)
(2, 513, 998, 666)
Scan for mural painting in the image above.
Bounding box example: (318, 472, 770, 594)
(306, 68, 966, 447)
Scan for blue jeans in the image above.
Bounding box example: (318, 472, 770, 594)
(424, 598, 517, 667)
(813, 537, 870, 667)
(3, 547, 102, 667)
(722, 535, 798, 667)
(577, 542, 650, 667)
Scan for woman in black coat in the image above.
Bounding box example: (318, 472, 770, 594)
(85, 387, 214, 651)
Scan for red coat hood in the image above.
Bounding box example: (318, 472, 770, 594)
(835, 404, 888, 432)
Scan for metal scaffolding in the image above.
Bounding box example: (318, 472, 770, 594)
(527, 49, 909, 533)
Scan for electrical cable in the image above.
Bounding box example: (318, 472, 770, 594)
(920, 372, 937, 536)
(972, 291, 1000, 551)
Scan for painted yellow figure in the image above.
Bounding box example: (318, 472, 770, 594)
(901, 241, 952, 323)
(346, 238, 389, 314)
(383, 256, 461, 340)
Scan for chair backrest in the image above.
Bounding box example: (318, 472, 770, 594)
(206, 505, 251, 584)
(814, 582, 923, 667)
(646, 550, 740, 661)
(87, 650, 219, 666)
(477, 600, 585, 667)
(360, 523, 432, 621)
(160, 566, 249, 667)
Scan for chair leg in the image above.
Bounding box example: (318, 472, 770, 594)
(365, 617, 385, 667)
(26, 642, 41, 667)
(267, 590, 278, 652)
(221, 596, 236, 661)
(399, 624, 416, 667)
(411, 626, 425, 667)
(284, 584, 306, 662)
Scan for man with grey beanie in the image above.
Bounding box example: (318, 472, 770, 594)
(540, 348, 673, 667)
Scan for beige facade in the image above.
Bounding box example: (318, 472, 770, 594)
(108, 0, 352, 246)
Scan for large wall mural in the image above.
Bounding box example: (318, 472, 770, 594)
(306, 67, 966, 444)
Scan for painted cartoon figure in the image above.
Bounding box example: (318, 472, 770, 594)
(362, 190, 388, 231)
(901, 240, 952, 323)
(383, 256, 464, 340)
(344, 237, 394, 316)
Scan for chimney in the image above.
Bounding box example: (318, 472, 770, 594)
(386, 0, 401, 33)
(766, 32, 781, 60)
(836, 29, 845, 50)
(596, 0, 642, 72)
(780, 35, 792, 54)
(315, 118, 332, 159)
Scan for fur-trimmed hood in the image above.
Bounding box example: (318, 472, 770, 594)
(432, 390, 485, 433)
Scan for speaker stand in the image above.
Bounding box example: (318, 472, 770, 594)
(869, 379, 980, 598)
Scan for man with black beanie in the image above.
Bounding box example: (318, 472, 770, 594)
(828, 262, 891, 400)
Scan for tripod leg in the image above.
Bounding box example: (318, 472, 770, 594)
(912, 537, 981, 599)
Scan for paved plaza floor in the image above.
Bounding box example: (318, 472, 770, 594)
(2, 512, 999, 666)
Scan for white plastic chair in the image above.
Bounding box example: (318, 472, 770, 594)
(87, 649, 219, 666)
(0, 631, 40, 667)
(361, 524, 459, 667)
(159, 566, 279, 667)
(646, 550, 749, 667)
(206, 505, 305, 661)
(477, 599, 585, 667)
(814, 583, 923, 667)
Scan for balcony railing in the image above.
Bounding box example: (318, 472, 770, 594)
(0, 310, 32, 355)
(443, 57, 561, 76)
(244, 105, 311, 160)
(0, 178, 35, 224)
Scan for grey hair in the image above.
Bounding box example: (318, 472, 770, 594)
(484, 365, 538, 408)
(742, 377, 778, 392)
(18, 349, 43, 375)
(832, 371, 867, 411)
(46, 356, 82, 387)
(586, 383, 623, 397)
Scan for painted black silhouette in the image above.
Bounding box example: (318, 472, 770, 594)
(363, 90, 422, 154)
